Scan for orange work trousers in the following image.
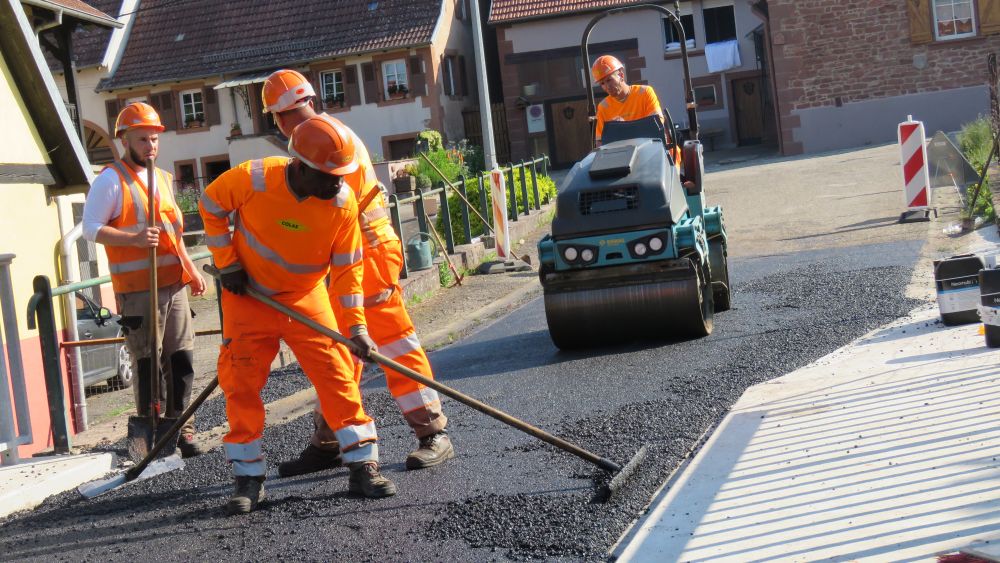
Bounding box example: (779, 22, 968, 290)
(312, 240, 447, 450)
(219, 284, 378, 476)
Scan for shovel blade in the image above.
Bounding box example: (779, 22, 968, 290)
(126, 416, 179, 462)
(78, 454, 185, 499)
(126, 415, 155, 462)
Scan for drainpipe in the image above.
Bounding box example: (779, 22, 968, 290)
(55, 196, 88, 431)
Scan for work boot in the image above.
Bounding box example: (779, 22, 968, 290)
(347, 461, 397, 498)
(226, 475, 265, 516)
(405, 431, 454, 470)
(177, 432, 204, 458)
(277, 445, 343, 478)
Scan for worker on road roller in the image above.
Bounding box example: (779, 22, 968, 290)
(259, 69, 454, 478)
(592, 55, 683, 171)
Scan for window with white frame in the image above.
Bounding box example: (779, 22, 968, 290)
(180, 89, 204, 127)
(664, 13, 696, 51)
(933, 0, 976, 40)
(382, 59, 408, 98)
(320, 70, 345, 108)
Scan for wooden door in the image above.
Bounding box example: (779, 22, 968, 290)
(732, 77, 764, 145)
(548, 98, 592, 168)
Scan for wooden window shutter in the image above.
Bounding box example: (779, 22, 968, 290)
(980, 0, 1000, 35)
(361, 62, 379, 103)
(105, 98, 121, 136)
(159, 92, 177, 131)
(345, 65, 361, 106)
(203, 87, 221, 126)
(458, 55, 468, 96)
(409, 55, 426, 97)
(907, 0, 933, 44)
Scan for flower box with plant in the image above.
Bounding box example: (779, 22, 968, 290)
(229, 122, 242, 137)
(324, 93, 346, 108)
(387, 83, 408, 100)
(185, 113, 205, 129)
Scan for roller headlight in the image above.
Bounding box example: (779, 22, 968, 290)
(649, 236, 663, 252)
(633, 242, 647, 256)
(563, 247, 578, 262)
(581, 248, 595, 262)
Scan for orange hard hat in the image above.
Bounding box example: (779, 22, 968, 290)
(591, 55, 625, 83)
(262, 69, 315, 114)
(114, 102, 164, 137)
(287, 114, 359, 175)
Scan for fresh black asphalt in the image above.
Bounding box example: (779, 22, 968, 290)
(0, 238, 926, 562)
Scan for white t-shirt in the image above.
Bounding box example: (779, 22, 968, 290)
(83, 165, 172, 241)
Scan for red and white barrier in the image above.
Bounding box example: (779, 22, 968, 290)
(488, 168, 511, 259)
(898, 115, 932, 222)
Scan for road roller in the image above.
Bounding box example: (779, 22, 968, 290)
(537, 3, 731, 350)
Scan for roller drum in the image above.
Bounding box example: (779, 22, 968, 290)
(544, 266, 711, 349)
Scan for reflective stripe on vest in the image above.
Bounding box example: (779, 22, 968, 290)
(200, 192, 229, 218)
(108, 253, 180, 274)
(338, 293, 363, 308)
(236, 221, 328, 275)
(250, 159, 266, 191)
(331, 248, 363, 267)
(363, 288, 393, 307)
(204, 232, 233, 248)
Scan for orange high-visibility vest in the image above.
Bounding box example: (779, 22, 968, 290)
(200, 157, 367, 330)
(342, 128, 398, 249)
(596, 85, 683, 171)
(103, 161, 189, 294)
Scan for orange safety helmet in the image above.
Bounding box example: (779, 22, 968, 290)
(262, 69, 316, 114)
(591, 55, 625, 84)
(287, 115, 359, 175)
(114, 102, 165, 137)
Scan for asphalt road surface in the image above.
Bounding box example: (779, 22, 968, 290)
(0, 145, 935, 562)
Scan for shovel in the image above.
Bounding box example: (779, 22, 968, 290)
(125, 158, 178, 461)
(203, 265, 646, 502)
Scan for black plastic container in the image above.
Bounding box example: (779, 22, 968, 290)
(934, 254, 985, 325)
(980, 268, 1000, 348)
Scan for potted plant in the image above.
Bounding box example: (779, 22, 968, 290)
(175, 187, 204, 232)
(398, 85, 409, 96)
(229, 122, 242, 137)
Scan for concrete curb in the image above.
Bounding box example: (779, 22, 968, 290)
(0, 453, 115, 518)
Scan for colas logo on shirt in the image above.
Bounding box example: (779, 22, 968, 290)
(278, 218, 308, 232)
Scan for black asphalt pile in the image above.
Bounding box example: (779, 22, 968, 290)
(428, 264, 923, 560)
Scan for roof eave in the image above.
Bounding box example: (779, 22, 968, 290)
(2, 0, 94, 190)
(20, 0, 122, 28)
(488, 1, 676, 26)
(97, 40, 435, 92)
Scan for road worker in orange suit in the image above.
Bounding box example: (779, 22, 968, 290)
(259, 69, 454, 477)
(82, 102, 206, 458)
(592, 55, 684, 170)
(199, 116, 396, 515)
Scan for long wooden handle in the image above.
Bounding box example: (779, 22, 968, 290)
(147, 159, 161, 416)
(203, 264, 620, 473)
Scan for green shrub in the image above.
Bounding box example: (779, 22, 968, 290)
(957, 117, 996, 221)
(435, 166, 558, 245)
(414, 148, 467, 189)
(417, 130, 444, 153)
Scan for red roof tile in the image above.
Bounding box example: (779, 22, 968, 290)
(488, 0, 656, 24)
(100, 0, 442, 91)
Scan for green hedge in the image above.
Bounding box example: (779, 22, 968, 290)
(957, 117, 996, 221)
(434, 166, 558, 245)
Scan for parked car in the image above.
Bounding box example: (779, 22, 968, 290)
(75, 292, 133, 389)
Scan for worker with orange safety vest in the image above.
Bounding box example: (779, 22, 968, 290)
(200, 116, 397, 514)
(259, 69, 454, 478)
(82, 102, 206, 458)
(592, 55, 684, 169)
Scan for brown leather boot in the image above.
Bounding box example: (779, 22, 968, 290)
(347, 461, 397, 498)
(405, 431, 454, 470)
(226, 475, 265, 515)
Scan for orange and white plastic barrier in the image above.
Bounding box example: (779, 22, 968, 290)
(489, 168, 511, 259)
(898, 115, 932, 221)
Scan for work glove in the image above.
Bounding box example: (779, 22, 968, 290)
(350, 326, 377, 360)
(220, 267, 249, 295)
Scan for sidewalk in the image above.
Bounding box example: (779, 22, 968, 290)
(613, 227, 1000, 562)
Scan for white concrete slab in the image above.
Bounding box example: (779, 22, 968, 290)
(615, 305, 1000, 562)
(0, 453, 116, 518)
